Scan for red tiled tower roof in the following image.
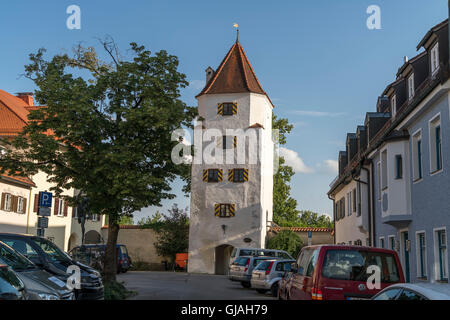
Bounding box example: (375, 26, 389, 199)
(196, 40, 268, 98)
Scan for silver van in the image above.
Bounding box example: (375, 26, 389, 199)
(0, 241, 74, 300)
(251, 259, 295, 296)
(229, 248, 293, 266)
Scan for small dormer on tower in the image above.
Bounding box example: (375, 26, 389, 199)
(205, 66, 215, 83)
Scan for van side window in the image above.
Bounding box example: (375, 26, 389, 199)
(298, 249, 313, 275)
(306, 249, 319, 277)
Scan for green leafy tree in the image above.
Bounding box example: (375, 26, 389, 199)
(267, 230, 304, 258)
(153, 204, 189, 264)
(272, 115, 300, 226)
(0, 40, 195, 283)
(298, 210, 333, 228)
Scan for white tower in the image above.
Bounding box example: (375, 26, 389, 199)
(188, 38, 274, 274)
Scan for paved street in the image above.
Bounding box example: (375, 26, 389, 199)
(118, 271, 276, 300)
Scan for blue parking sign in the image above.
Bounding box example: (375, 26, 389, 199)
(307, 231, 312, 238)
(39, 191, 52, 208)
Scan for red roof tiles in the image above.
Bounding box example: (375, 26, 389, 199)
(196, 41, 267, 98)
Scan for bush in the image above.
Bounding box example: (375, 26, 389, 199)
(104, 281, 135, 300)
(130, 260, 152, 271)
(266, 230, 304, 259)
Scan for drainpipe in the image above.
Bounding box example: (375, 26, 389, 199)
(26, 188, 32, 234)
(359, 166, 372, 246)
(327, 194, 336, 244)
(369, 161, 377, 247)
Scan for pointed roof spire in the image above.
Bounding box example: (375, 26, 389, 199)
(196, 41, 269, 100)
(233, 23, 239, 43)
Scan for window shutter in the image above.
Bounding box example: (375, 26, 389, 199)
(233, 136, 237, 148)
(218, 169, 223, 182)
(22, 198, 27, 214)
(232, 103, 237, 115)
(243, 169, 249, 182)
(54, 198, 60, 215)
(228, 169, 234, 181)
(1, 193, 5, 211)
(64, 202, 68, 216)
(230, 204, 235, 217)
(203, 169, 208, 182)
(33, 194, 39, 212)
(214, 204, 220, 217)
(72, 207, 76, 218)
(217, 103, 223, 115)
(11, 196, 18, 213)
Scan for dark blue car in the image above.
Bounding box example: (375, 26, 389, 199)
(69, 244, 131, 273)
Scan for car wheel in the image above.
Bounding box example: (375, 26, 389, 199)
(241, 281, 251, 288)
(271, 283, 279, 297)
(256, 289, 268, 294)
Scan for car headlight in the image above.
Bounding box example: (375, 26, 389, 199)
(37, 292, 59, 300)
(92, 270, 101, 278)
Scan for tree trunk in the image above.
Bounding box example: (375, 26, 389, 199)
(103, 215, 120, 283)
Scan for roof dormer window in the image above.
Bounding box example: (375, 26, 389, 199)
(408, 73, 415, 100)
(431, 42, 439, 76)
(391, 95, 397, 117)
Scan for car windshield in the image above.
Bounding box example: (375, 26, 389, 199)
(120, 246, 128, 255)
(322, 249, 400, 283)
(234, 257, 249, 266)
(0, 243, 36, 271)
(32, 238, 72, 263)
(254, 261, 272, 270)
(0, 265, 24, 293)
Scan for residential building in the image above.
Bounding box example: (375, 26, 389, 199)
(188, 37, 274, 274)
(328, 19, 449, 284)
(0, 89, 104, 251)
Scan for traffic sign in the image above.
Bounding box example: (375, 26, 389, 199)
(37, 228, 45, 237)
(38, 217, 49, 228)
(307, 231, 312, 238)
(38, 207, 51, 217)
(39, 191, 52, 208)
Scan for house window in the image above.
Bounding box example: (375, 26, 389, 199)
(352, 188, 357, 213)
(347, 192, 352, 216)
(91, 214, 99, 222)
(435, 230, 448, 281)
(395, 155, 403, 179)
(389, 236, 396, 251)
(1, 193, 12, 211)
(218, 102, 237, 116)
(341, 198, 345, 219)
(417, 232, 427, 278)
(57, 198, 64, 216)
(17, 197, 25, 214)
(379, 237, 385, 249)
(431, 42, 439, 75)
(222, 136, 236, 149)
(413, 131, 423, 181)
(381, 150, 388, 190)
(408, 73, 415, 100)
(214, 204, 235, 218)
(429, 115, 442, 173)
(229, 168, 248, 183)
(203, 169, 222, 182)
(72, 207, 78, 219)
(391, 95, 397, 116)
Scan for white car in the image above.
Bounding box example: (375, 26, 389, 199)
(372, 283, 450, 300)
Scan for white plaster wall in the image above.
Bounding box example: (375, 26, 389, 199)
(0, 182, 31, 234)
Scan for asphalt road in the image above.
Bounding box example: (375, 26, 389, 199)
(117, 271, 276, 300)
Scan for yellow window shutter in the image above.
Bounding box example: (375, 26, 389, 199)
(217, 103, 223, 115)
(228, 169, 233, 181)
(214, 204, 220, 216)
(232, 103, 237, 115)
(233, 136, 237, 148)
(243, 169, 249, 182)
(203, 169, 208, 182)
(218, 169, 223, 182)
(230, 204, 235, 216)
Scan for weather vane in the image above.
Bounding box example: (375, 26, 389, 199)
(233, 23, 239, 42)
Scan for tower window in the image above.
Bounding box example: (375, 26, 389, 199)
(215, 204, 235, 217)
(218, 102, 237, 116)
(228, 168, 248, 182)
(203, 169, 223, 182)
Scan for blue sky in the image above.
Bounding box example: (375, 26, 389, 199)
(0, 1, 447, 222)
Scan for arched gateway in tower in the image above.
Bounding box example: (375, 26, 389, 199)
(188, 38, 274, 274)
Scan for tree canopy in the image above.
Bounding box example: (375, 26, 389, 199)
(266, 230, 304, 259)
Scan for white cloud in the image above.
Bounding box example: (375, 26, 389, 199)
(292, 110, 346, 117)
(322, 159, 338, 174)
(279, 147, 313, 174)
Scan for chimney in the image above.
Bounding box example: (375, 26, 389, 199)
(205, 66, 214, 83)
(16, 92, 34, 106)
(403, 56, 409, 63)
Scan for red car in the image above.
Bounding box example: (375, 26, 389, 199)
(280, 245, 405, 300)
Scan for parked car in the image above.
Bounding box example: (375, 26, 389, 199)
(230, 248, 293, 266)
(277, 262, 296, 300)
(372, 283, 450, 300)
(0, 264, 26, 300)
(69, 243, 131, 274)
(229, 256, 279, 288)
(0, 233, 103, 300)
(286, 245, 405, 300)
(251, 259, 295, 296)
(0, 240, 74, 300)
